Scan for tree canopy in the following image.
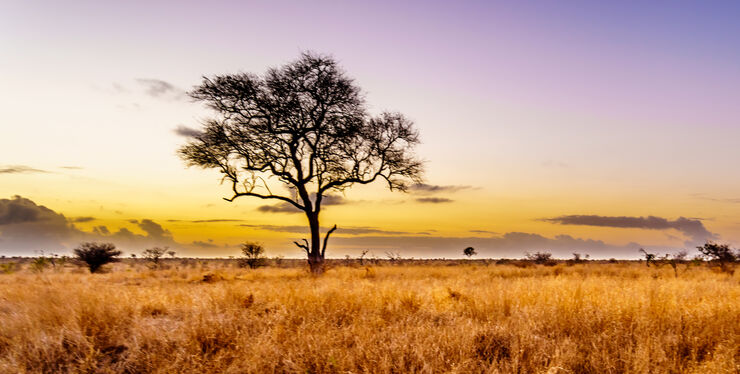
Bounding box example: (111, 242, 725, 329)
(179, 52, 423, 272)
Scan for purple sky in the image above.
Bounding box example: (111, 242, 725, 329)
(1, 1, 739, 258)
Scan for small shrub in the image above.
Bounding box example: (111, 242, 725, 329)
(73, 242, 122, 273)
(463, 247, 477, 258)
(566, 252, 588, 266)
(238, 242, 266, 269)
(474, 330, 512, 363)
(271, 256, 284, 267)
(202, 272, 224, 283)
(658, 250, 688, 277)
(525, 251, 556, 266)
(0, 262, 17, 274)
(142, 247, 168, 268)
(30, 257, 50, 273)
(385, 251, 402, 263)
(50, 254, 69, 270)
(357, 249, 369, 265)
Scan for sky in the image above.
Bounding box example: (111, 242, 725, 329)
(1, 0, 739, 259)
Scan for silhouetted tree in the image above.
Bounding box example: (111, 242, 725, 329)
(463, 247, 477, 258)
(639, 248, 656, 267)
(660, 250, 688, 278)
(238, 242, 266, 269)
(142, 247, 167, 267)
(525, 251, 554, 265)
(697, 241, 738, 274)
(179, 52, 423, 273)
(73, 242, 121, 273)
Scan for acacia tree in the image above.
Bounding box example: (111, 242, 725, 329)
(73, 242, 122, 273)
(179, 52, 423, 273)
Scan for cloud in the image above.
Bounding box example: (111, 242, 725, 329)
(71, 217, 96, 223)
(59, 166, 83, 170)
(257, 202, 300, 214)
(0, 165, 49, 174)
(135, 219, 172, 239)
(692, 193, 740, 204)
(193, 240, 218, 248)
(136, 79, 184, 98)
(93, 226, 110, 235)
(470, 230, 497, 235)
(240, 224, 411, 236)
(416, 197, 454, 204)
(168, 219, 245, 223)
(0, 196, 61, 225)
(0, 196, 81, 252)
(328, 232, 644, 259)
(409, 184, 473, 195)
(0, 196, 183, 256)
(173, 125, 203, 138)
(257, 194, 346, 214)
(542, 215, 717, 246)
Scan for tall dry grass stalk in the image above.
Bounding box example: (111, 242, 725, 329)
(0, 262, 737, 373)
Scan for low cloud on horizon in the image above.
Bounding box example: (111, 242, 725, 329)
(0, 196, 716, 259)
(542, 214, 717, 246)
(0, 196, 181, 256)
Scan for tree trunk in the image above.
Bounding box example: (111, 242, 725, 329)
(307, 212, 324, 274)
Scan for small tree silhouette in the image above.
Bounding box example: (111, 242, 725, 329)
(463, 247, 477, 258)
(142, 247, 168, 268)
(239, 242, 266, 269)
(697, 241, 738, 274)
(639, 248, 656, 267)
(73, 242, 121, 273)
(525, 251, 554, 265)
(167, 250, 177, 258)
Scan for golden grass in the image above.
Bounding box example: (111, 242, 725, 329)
(0, 262, 738, 373)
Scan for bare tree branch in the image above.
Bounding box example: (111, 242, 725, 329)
(321, 224, 338, 258)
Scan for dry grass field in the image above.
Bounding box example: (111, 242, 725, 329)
(0, 261, 738, 373)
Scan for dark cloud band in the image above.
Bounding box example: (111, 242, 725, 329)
(542, 214, 716, 245)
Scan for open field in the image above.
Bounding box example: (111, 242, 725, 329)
(0, 261, 738, 373)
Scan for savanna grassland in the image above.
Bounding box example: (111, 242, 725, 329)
(0, 260, 738, 373)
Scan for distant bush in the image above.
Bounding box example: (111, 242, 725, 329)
(30, 257, 50, 273)
(463, 247, 477, 258)
(566, 252, 589, 266)
(272, 256, 284, 267)
(142, 247, 168, 268)
(49, 254, 69, 270)
(357, 250, 369, 265)
(0, 262, 17, 274)
(525, 251, 556, 266)
(639, 248, 656, 267)
(655, 251, 689, 277)
(238, 242, 266, 269)
(73, 242, 122, 273)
